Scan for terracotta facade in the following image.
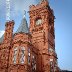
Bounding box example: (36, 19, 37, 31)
(0, 0, 59, 72)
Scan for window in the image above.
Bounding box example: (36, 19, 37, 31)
(48, 48, 54, 54)
(32, 55, 36, 71)
(36, 19, 42, 25)
(28, 48, 30, 64)
(54, 60, 58, 67)
(49, 48, 53, 52)
(20, 47, 25, 64)
(54, 62, 57, 72)
(13, 47, 18, 64)
(50, 59, 54, 72)
(50, 61, 54, 72)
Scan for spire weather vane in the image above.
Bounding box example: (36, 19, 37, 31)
(6, 0, 10, 21)
(23, 10, 26, 18)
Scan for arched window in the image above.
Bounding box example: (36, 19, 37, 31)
(13, 47, 18, 64)
(20, 47, 25, 64)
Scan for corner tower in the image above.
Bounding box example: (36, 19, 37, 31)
(29, 0, 58, 72)
(0, 20, 14, 72)
(3, 20, 14, 43)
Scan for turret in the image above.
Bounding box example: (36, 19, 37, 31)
(3, 20, 14, 43)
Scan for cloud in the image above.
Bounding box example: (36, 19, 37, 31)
(0, 0, 41, 19)
(0, 0, 40, 32)
(10, 0, 39, 18)
(0, 0, 40, 20)
(0, 31, 5, 38)
(0, 0, 6, 18)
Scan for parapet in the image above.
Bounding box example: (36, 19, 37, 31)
(5, 20, 15, 27)
(29, 0, 49, 11)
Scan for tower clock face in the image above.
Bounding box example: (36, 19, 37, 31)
(36, 19, 42, 25)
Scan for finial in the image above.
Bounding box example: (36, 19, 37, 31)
(23, 10, 26, 18)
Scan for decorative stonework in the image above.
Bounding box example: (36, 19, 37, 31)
(0, 0, 59, 72)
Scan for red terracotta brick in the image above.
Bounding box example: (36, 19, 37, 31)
(0, 0, 59, 72)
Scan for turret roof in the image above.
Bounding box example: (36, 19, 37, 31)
(16, 17, 29, 33)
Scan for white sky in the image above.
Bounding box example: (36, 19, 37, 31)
(0, 31, 5, 38)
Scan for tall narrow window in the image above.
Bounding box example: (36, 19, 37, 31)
(32, 55, 36, 71)
(50, 61, 54, 72)
(13, 47, 18, 64)
(20, 47, 25, 64)
(28, 48, 30, 64)
(50, 59, 54, 72)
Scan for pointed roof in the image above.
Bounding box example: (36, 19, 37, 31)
(16, 16, 29, 33)
(0, 35, 4, 43)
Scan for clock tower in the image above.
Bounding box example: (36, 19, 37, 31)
(29, 0, 58, 72)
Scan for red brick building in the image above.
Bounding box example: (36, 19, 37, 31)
(0, 0, 59, 72)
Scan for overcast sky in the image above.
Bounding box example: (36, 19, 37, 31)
(0, 0, 72, 71)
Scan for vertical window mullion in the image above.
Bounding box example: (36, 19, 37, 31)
(28, 48, 30, 64)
